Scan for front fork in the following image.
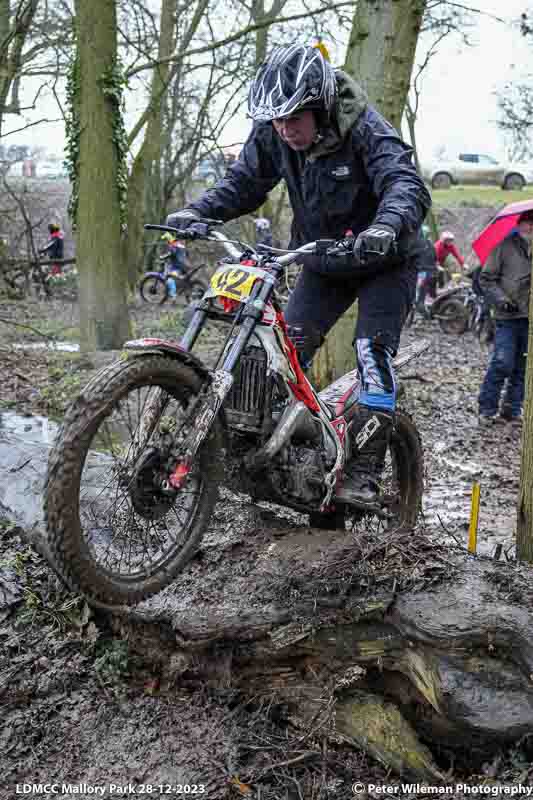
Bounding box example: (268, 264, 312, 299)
(165, 370, 233, 489)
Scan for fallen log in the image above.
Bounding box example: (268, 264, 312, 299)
(2, 420, 533, 779)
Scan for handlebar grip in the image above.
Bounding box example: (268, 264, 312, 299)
(144, 223, 197, 240)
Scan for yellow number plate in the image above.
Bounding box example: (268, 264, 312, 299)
(209, 265, 264, 302)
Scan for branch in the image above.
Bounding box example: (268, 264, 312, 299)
(126, 1, 354, 79)
(437, 1, 505, 23)
(0, 317, 56, 341)
(1, 117, 62, 137)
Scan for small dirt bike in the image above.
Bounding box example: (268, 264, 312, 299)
(45, 220, 427, 606)
(139, 261, 207, 305)
(436, 286, 495, 343)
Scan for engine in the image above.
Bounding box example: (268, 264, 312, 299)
(268, 443, 327, 506)
(224, 345, 274, 434)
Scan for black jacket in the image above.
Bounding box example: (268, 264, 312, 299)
(479, 231, 531, 319)
(411, 236, 437, 274)
(190, 71, 431, 269)
(41, 232, 64, 260)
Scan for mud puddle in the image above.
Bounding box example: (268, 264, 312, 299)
(0, 410, 58, 445)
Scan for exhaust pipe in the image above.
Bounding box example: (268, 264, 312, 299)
(245, 401, 313, 472)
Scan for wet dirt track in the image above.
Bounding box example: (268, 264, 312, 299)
(0, 313, 528, 798)
(401, 320, 520, 558)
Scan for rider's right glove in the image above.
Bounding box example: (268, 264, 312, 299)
(165, 208, 201, 230)
(353, 224, 396, 263)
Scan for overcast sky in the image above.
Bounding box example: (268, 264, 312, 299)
(5, 0, 531, 165)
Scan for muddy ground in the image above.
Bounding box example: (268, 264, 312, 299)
(0, 291, 529, 798)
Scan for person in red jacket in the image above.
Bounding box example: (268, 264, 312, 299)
(434, 230, 464, 269)
(39, 223, 64, 275)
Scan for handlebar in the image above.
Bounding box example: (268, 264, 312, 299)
(144, 221, 351, 267)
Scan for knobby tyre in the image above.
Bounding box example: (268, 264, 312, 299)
(314, 407, 423, 531)
(184, 279, 207, 303)
(437, 297, 469, 335)
(44, 355, 223, 606)
(386, 408, 423, 528)
(139, 274, 169, 305)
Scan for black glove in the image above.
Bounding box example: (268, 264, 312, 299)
(353, 224, 396, 262)
(498, 300, 519, 313)
(165, 208, 201, 231)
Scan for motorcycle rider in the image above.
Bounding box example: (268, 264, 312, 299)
(166, 44, 431, 505)
(434, 230, 464, 289)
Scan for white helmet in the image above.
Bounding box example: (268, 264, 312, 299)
(441, 230, 455, 241)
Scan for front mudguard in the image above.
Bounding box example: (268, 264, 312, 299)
(123, 338, 229, 433)
(143, 271, 166, 280)
(431, 286, 467, 314)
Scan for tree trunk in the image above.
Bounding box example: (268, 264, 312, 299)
(517, 283, 533, 561)
(75, 0, 130, 351)
(311, 304, 358, 389)
(4, 419, 533, 779)
(124, 0, 176, 287)
(344, 0, 426, 132)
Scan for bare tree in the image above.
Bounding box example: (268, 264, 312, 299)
(497, 82, 533, 161)
(0, 0, 41, 133)
(75, 0, 130, 350)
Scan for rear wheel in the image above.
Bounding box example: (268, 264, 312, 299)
(437, 298, 469, 335)
(503, 173, 525, 191)
(432, 172, 452, 190)
(140, 275, 168, 305)
(183, 279, 207, 303)
(381, 409, 423, 528)
(45, 355, 222, 606)
(345, 408, 423, 531)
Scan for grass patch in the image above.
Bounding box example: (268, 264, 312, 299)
(430, 185, 532, 210)
(34, 319, 81, 341)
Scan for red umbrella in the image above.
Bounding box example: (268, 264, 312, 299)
(472, 198, 533, 265)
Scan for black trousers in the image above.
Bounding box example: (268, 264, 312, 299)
(284, 263, 416, 410)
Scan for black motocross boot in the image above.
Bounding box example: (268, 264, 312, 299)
(335, 406, 394, 506)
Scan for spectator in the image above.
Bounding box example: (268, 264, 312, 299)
(255, 217, 273, 247)
(478, 209, 533, 425)
(413, 223, 438, 317)
(39, 222, 64, 275)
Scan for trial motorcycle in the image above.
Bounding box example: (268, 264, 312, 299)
(45, 220, 428, 606)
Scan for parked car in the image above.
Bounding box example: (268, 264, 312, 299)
(422, 153, 533, 191)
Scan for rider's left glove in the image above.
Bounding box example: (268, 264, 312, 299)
(353, 224, 396, 263)
(165, 208, 201, 230)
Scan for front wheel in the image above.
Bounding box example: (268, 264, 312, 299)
(45, 355, 223, 606)
(436, 297, 469, 335)
(139, 274, 169, 305)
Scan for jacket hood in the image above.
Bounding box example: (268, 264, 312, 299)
(308, 70, 368, 160)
